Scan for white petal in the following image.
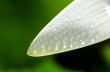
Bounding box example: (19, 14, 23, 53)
(27, 0, 110, 57)
(106, 0, 110, 15)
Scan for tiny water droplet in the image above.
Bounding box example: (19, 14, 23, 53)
(63, 45, 66, 49)
(70, 44, 73, 48)
(33, 51, 37, 55)
(91, 39, 95, 43)
(55, 46, 58, 51)
(82, 42, 85, 45)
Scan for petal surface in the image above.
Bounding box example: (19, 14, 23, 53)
(27, 0, 110, 57)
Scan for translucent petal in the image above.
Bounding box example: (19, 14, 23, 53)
(27, 0, 110, 57)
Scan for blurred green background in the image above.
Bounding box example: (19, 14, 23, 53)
(0, 0, 110, 72)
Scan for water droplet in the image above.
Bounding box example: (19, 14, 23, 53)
(91, 39, 95, 43)
(33, 51, 37, 55)
(70, 44, 73, 48)
(77, 35, 80, 38)
(63, 45, 66, 49)
(55, 46, 58, 51)
(82, 42, 85, 45)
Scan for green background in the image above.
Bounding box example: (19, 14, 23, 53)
(0, 0, 110, 72)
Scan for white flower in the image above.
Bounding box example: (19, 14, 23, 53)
(27, 0, 110, 57)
